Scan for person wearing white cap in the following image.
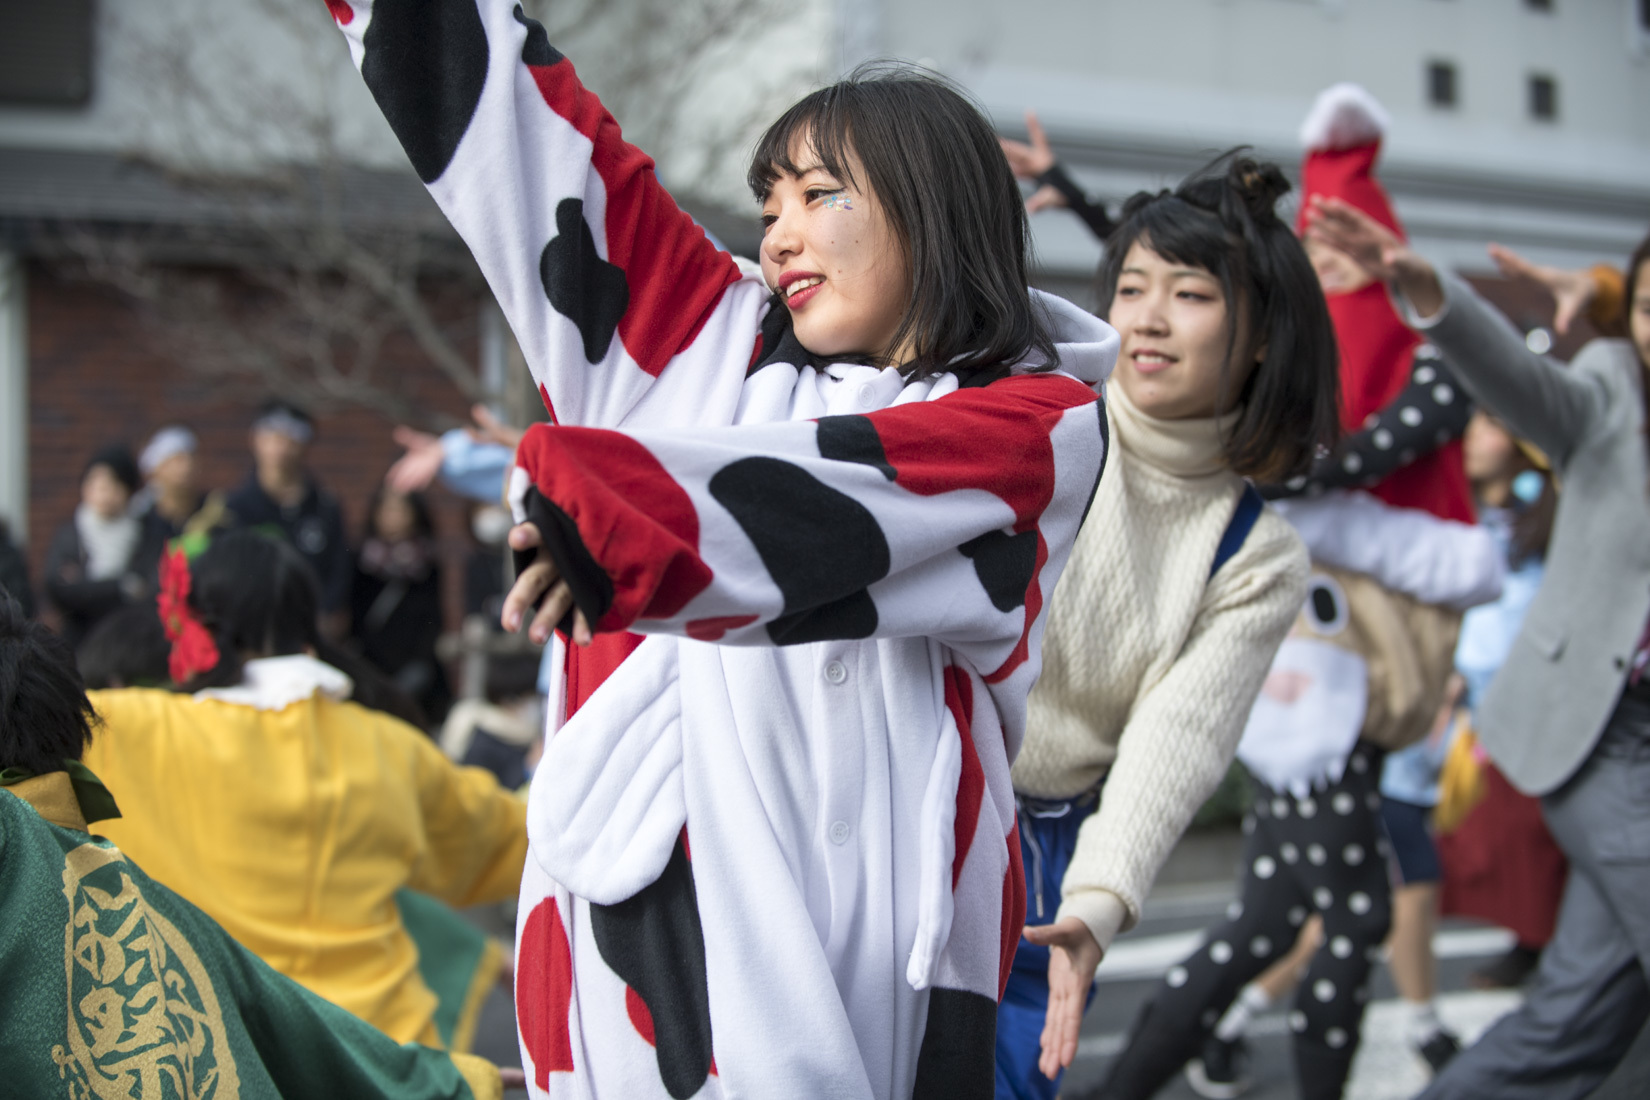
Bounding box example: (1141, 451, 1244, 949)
(136, 426, 226, 555)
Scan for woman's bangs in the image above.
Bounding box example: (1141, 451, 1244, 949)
(747, 90, 860, 201)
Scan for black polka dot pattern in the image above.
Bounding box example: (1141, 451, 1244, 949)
(707, 457, 891, 644)
(540, 198, 630, 364)
(1098, 742, 1393, 1099)
(1262, 350, 1472, 501)
(360, 0, 490, 184)
(957, 529, 1039, 613)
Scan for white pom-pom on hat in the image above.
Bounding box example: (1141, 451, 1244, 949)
(1299, 83, 1390, 152)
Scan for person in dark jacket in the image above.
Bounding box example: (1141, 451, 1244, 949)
(225, 402, 351, 635)
(43, 446, 162, 648)
(351, 484, 451, 726)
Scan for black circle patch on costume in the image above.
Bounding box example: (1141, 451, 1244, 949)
(511, 4, 564, 66)
(589, 838, 713, 1099)
(958, 529, 1038, 613)
(708, 457, 891, 644)
(816, 416, 896, 481)
(540, 198, 630, 364)
(360, 0, 490, 185)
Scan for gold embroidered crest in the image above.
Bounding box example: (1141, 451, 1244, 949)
(51, 843, 240, 1099)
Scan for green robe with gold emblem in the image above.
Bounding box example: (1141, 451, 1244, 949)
(0, 769, 500, 1100)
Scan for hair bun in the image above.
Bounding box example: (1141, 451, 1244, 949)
(1229, 157, 1291, 219)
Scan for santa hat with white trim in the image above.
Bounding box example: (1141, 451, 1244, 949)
(1297, 83, 1477, 525)
(1295, 83, 1401, 239)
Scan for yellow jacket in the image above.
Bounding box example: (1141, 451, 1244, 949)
(85, 657, 528, 1047)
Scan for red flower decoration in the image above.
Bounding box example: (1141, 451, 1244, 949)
(157, 547, 219, 685)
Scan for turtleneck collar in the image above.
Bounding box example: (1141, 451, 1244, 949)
(1107, 381, 1240, 480)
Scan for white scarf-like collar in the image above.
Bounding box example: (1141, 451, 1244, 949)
(1107, 382, 1240, 480)
(194, 654, 354, 712)
(74, 504, 140, 580)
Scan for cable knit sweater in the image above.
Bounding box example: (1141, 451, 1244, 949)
(1016, 385, 1309, 951)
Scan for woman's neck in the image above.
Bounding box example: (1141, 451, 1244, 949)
(1108, 383, 1238, 480)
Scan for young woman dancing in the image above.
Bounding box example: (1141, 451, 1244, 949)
(330, 3, 1117, 1097)
(993, 155, 1338, 1100)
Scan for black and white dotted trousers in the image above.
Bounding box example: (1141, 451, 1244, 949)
(1098, 742, 1394, 1100)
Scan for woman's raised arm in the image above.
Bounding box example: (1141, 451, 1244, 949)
(329, 0, 760, 428)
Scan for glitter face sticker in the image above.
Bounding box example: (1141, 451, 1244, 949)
(822, 192, 854, 211)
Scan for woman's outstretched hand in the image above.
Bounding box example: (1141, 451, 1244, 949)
(998, 111, 1067, 214)
(1023, 916, 1104, 1080)
(1487, 244, 1598, 336)
(501, 521, 593, 646)
(1305, 195, 1444, 320)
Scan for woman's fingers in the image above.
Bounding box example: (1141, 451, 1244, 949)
(1025, 110, 1055, 171)
(529, 581, 574, 645)
(501, 558, 557, 633)
(1025, 183, 1066, 214)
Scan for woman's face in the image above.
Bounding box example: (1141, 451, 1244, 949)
(1108, 241, 1257, 420)
(81, 465, 130, 520)
(1631, 259, 1650, 371)
(374, 492, 417, 543)
(1462, 411, 1519, 485)
(759, 135, 913, 365)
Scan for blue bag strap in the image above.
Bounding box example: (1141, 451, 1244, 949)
(1210, 483, 1265, 578)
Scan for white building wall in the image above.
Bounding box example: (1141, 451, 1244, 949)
(873, 0, 1650, 279)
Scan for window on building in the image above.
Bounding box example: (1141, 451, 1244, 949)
(0, 0, 93, 106)
(1427, 61, 1458, 109)
(1529, 74, 1558, 121)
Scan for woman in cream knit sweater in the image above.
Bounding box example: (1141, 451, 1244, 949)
(995, 156, 1337, 1098)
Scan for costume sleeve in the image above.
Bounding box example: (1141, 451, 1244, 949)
(1396, 272, 1606, 468)
(402, 725, 529, 908)
(438, 430, 513, 503)
(1038, 163, 1116, 241)
(328, 0, 760, 430)
(1058, 513, 1308, 941)
(508, 373, 1106, 673)
(1265, 349, 1471, 500)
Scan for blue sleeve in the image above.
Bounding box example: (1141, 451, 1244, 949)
(438, 430, 513, 503)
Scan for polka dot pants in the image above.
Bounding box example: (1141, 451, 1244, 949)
(1098, 743, 1394, 1100)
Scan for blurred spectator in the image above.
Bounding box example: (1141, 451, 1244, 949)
(465, 503, 514, 623)
(44, 445, 162, 648)
(136, 425, 227, 555)
(0, 516, 32, 618)
(352, 485, 452, 726)
(78, 604, 171, 689)
(225, 401, 352, 635)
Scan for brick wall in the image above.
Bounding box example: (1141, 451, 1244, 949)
(25, 261, 492, 636)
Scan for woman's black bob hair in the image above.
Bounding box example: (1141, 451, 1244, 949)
(747, 63, 1058, 381)
(1098, 151, 1341, 482)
